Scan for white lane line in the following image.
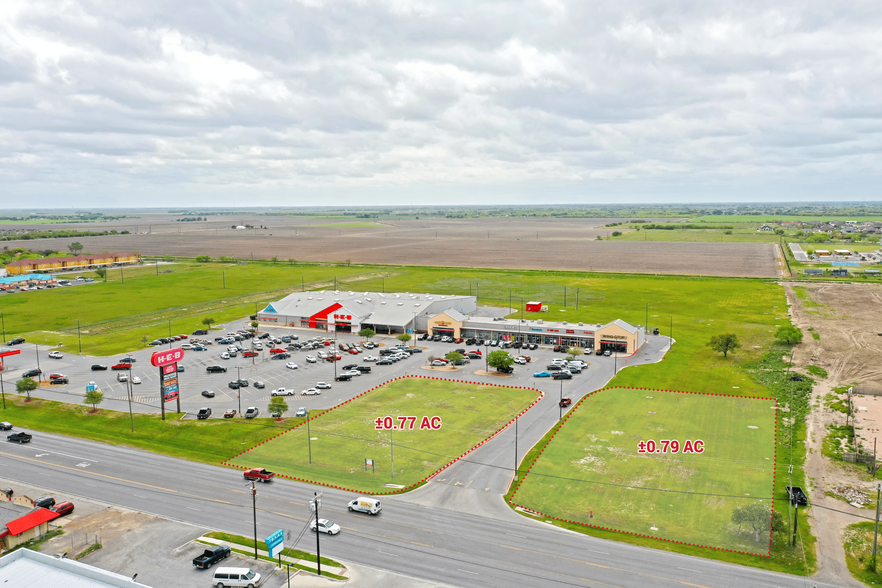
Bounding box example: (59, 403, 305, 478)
(506, 533, 526, 538)
(586, 549, 609, 555)
(187, 507, 201, 511)
(456, 569, 479, 575)
(133, 494, 148, 499)
(377, 550, 398, 557)
(39, 473, 50, 476)
(84, 483, 97, 487)
(677, 567, 701, 573)
(33, 449, 97, 462)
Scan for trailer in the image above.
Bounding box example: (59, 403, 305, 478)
(525, 301, 542, 312)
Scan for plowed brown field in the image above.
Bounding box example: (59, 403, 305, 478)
(2, 216, 779, 277)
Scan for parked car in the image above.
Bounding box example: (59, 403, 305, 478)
(206, 365, 227, 373)
(131, 376, 142, 384)
(49, 373, 66, 380)
(335, 374, 352, 382)
(431, 360, 447, 366)
(552, 372, 572, 380)
(305, 355, 317, 363)
(50, 501, 75, 517)
(242, 350, 258, 358)
(119, 357, 136, 363)
(0, 422, 12, 431)
(270, 352, 290, 360)
(534, 371, 552, 378)
(48, 351, 63, 359)
(22, 369, 42, 378)
(197, 407, 212, 420)
(302, 388, 321, 396)
(316, 382, 332, 389)
(272, 388, 294, 397)
(295, 407, 308, 418)
(254, 381, 265, 389)
(111, 363, 132, 371)
(91, 364, 108, 371)
(228, 381, 241, 389)
(202, 390, 216, 398)
(355, 366, 371, 373)
(49, 377, 69, 385)
(285, 362, 299, 370)
(513, 357, 526, 364)
(223, 409, 236, 418)
(596, 349, 604, 355)
(5, 338, 25, 345)
(604, 350, 612, 356)
(376, 359, 393, 365)
(244, 407, 260, 419)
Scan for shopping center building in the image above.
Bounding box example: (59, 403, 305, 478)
(259, 291, 646, 354)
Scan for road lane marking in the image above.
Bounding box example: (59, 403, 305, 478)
(456, 569, 479, 575)
(677, 567, 701, 573)
(378, 550, 398, 556)
(500, 544, 521, 551)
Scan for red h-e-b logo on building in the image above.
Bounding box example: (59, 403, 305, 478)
(151, 348, 184, 367)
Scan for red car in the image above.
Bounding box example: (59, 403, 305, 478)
(242, 351, 258, 358)
(243, 468, 275, 483)
(48, 373, 67, 380)
(322, 340, 332, 346)
(50, 501, 75, 516)
(454, 338, 463, 343)
(348, 349, 359, 355)
(178, 334, 188, 339)
(559, 397, 572, 408)
(223, 409, 236, 418)
(269, 348, 286, 354)
(111, 363, 132, 370)
(471, 350, 482, 355)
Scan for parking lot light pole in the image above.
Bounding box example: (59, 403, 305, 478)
(248, 480, 258, 559)
(237, 367, 241, 415)
(1, 370, 6, 410)
(559, 379, 563, 420)
(1, 312, 5, 342)
(35, 344, 41, 382)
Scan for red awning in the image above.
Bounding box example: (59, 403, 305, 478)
(6, 508, 59, 536)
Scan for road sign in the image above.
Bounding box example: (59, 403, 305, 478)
(265, 529, 284, 558)
(150, 347, 184, 367)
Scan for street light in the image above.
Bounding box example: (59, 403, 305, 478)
(237, 367, 242, 415)
(247, 480, 259, 559)
(559, 377, 564, 420)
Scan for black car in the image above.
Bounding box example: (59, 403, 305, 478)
(147, 341, 162, 346)
(201, 390, 216, 398)
(270, 352, 290, 360)
(546, 364, 563, 371)
(22, 369, 41, 379)
(497, 365, 514, 374)
(228, 381, 241, 389)
(335, 374, 352, 382)
(177, 365, 185, 372)
(119, 357, 136, 363)
(552, 372, 572, 380)
(91, 364, 108, 371)
(206, 365, 227, 373)
(376, 359, 393, 365)
(196, 407, 212, 420)
(512, 341, 522, 348)
(237, 379, 249, 387)
(192, 329, 209, 336)
(5, 338, 25, 346)
(596, 349, 604, 356)
(342, 364, 358, 371)
(49, 377, 69, 384)
(355, 365, 371, 372)
(0, 422, 12, 431)
(254, 381, 266, 389)
(454, 359, 469, 366)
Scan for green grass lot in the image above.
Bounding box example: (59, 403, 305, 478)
(228, 378, 538, 493)
(694, 215, 882, 223)
(0, 263, 370, 356)
(609, 228, 783, 243)
(511, 387, 776, 554)
(797, 243, 880, 253)
(0, 395, 293, 464)
(843, 522, 882, 586)
(308, 222, 383, 228)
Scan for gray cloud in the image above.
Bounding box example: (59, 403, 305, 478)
(1, 0, 881, 206)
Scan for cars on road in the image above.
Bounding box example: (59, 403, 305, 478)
(7, 432, 32, 443)
(243, 468, 273, 482)
(310, 518, 341, 535)
(202, 390, 216, 398)
(5, 338, 25, 345)
(348, 497, 382, 515)
(48, 351, 63, 359)
(0, 422, 12, 431)
(302, 388, 321, 395)
(559, 397, 572, 407)
(91, 364, 108, 371)
(206, 365, 227, 373)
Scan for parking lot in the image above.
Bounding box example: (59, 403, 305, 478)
(1, 319, 673, 421)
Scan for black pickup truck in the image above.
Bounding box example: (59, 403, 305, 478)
(7, 432, 32, 443)
(192, 545, 231, 569)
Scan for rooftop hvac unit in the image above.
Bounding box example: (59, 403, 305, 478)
(397, 302, 404, 306)
(356, 300, 362, 304)
(366, 298, 371, 302)
(537, 320, 543, 324)
(563, 321, 568, 325)
(414, 303, 421, 306)
(578, 322, 584, 326)
(334, 299, 339, 301)
(381, 301, 387, 304)
(307, 296, 313, 300)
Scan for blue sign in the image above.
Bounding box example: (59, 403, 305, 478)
(265, 529, 284, 558)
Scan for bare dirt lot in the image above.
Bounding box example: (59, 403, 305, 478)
(2, 216, 779, 277)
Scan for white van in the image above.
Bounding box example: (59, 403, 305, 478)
(317, 350, 328, 359)
(212, 567, 262, 587)
(348, 496, 382, 515)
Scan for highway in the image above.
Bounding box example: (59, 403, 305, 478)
(1, 430, 835, 588)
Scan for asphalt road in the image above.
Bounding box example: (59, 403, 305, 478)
(0, 431, 837, 588)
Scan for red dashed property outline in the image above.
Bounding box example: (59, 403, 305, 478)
(508, 385, 778, 558)
(222, 375, 544, 496)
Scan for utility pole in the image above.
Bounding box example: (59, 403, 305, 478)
(127, 366, 134, 432)
(559, 379, 564, 420)
(514, 416, 518, 481)
(121, 268, 124, 284)
(645, 302, 648, 328)
(77, 319, 82, 354)
(874, 483, 882, 570)
(307, 416, 312, 464)
(1, 370, 6, 410)
(250, 481, 259, 559)
(390, 429, 395, 479)
(313, 492, 322, 576)
(34, 343, 41, 382)
(576, 288, 579, 310)
(237, 367, 242, 415)
(564, 286, 567, 307)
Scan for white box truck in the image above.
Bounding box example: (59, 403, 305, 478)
(348, 497, 382, 515)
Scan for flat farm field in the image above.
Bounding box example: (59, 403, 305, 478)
(512, 387, 777, 555)
(227, 377, 541, 493)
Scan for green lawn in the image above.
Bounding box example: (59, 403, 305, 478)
(228, 377, 539, 493)
(0, 263, 371, 355)
(511, 387, 776, 554)
(308, 222, 383, 228)
(610, 228, 784, 243)
(796, 243, 880, 252)
(0, 395, 290, 463)
(694, 215, 882, 223)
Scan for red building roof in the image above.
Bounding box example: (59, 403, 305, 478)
(5, 508, 59, 536)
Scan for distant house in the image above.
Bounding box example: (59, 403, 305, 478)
(235, 226, 246, 230)
(815, 250, 831, 256)
(757, 225, 774, 232)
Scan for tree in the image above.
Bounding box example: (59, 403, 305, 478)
(16, 377, 38, 400)
(195, 255, 211, 263)
(95, 267, 107, 278)
(487, 350, 514, 370)
(68, 242, 84, 254)
(707, 333, 741, 358)
(359, 328, 375, 341)
(566, 346, 583, 360)
(268, 396, 288, 419)
(775, 325, 804, 346)
(271, 256, 278, 263)
(396, 333, 412, 346)
(611, 231, 622, 237)
(250, 320, 259, 331)
(731, 502, 784, 541)
(202, 317, 216, 328)
(84, 389, 104, 411)
(445, 351, 464, 363)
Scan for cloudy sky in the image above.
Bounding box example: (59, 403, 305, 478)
(1, 0, 881, 207)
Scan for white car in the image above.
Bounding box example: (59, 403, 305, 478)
(302, 388, 321, 396)
(316, 382, 332, 389)
(254, 342, 263, 349)
(569, 360, 588, 368)
(514, 357, 526, 364)
(48, 351, 63, 359)
(272, 388, 294, 396)
(311, 518, 340, 535)
(343, 370, 361, 377)
(286, 362, 299, 370)
(131, 376, 142, 384)
(221, 352, 231, 360)
(363, 355, 378, 362)
(306, 355, 317, 363)
(551, 358, 568, 365)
